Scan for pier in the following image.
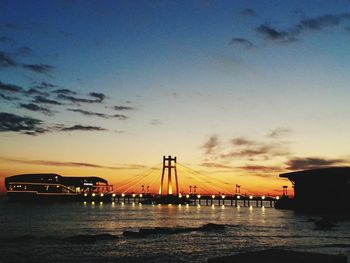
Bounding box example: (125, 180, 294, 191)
(82, 193, 278, 207)
(82, 155, 280, 207)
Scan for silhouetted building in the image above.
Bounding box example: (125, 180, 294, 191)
(280, 167, 350, 212)
(5, 173, 112, 201)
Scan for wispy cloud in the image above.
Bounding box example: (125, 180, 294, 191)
(19, 103, 52, 115)
(201, 135, 219, 154)
(53, 88, 76, 95)
(0, 112, 47, 135)
(229, 38, 255, 49)
(256, 25, 297, 43)
(200, 162, 234, 169)
(60, 125, 107, 131)
(255, 13, 350, 44)
(150, 119, 162, 125)
(35, 82, 57, 89)
(0, 36, 16, 45)
(34, 95, 62, 105)
(0, 81, 23, 93)
(266, 128, 292, 138)
(67, 108, 128, 119)
(57, 94, 103, 104)
(286, 157, 347, 170)
(240, 8, 256, 17)
(22, 63, 53, 74)
(89, 92, 106, 102)
(112, 105, 136, 111)
(0, 51, 17, 67)
(0, 157, 147, 170)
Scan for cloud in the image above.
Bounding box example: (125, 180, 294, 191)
(267, 128, 292, 138)
(296, 13, 350, 31)
(60, 125, 107, 131)
(256, 13, 350, 44)
(0, 51, 17, 67)
(256, 24, 297, 43)
(200, 162, 234, 169)
(222, 136, 290, 159)
(113, 114, 128, 120)
(17, 46, 32, 55)
(229, 38, 254, 49)
(0, 36, 16, 45)
(57, 94, 102, 104)
(112, 105, 136, 111)
(238, 165, 282, 173)
(286, 157, 346, 170)
(89, 92, 106, 102)
(22, 63, 53, 74)
(0, 112, 47, 135)
(231, 137, 255, 146)
(150, 119, 162, 125)
(25, 88, 48, 96)
(201, 135, 219, 154)
(67, 108, 128, 119)
(35, 82, 57, 89)
(0, 81, 23, 93)
(19, 103, 52, 115)
(0, 157, 147, 170)
(34, 95, 62, 105)
(53, 88, 76, 95)
(240, 8, 256, 17)
(0, 93, 18, 101)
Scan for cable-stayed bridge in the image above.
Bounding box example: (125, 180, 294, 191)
(83, 156, 281, 207)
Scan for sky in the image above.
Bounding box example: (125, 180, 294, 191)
(1, 0, 350, 195)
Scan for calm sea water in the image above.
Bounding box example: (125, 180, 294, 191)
(0, 198, 349, 263)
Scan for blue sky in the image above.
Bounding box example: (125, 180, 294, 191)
(1, 0, 350, 194)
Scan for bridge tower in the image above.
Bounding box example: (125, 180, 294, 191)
(159, 155, 179, 195)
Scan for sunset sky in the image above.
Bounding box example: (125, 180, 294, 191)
(1, 0, 350, 195)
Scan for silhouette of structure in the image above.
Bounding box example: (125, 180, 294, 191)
(159, 155, 179, 195)
(5, 173, 113, 201)
(279, 167, 350, 212)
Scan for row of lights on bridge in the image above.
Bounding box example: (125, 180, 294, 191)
(83, 192, 280, 200)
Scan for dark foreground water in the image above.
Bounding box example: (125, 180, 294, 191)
(0, 198, 349, 263)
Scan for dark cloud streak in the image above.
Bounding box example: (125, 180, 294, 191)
(286, 157, 346, 170)
(0, 112, 47, 135)
(60, 125, 107, 131)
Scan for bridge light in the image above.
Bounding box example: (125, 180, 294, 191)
(139, 194, 143, 198)
(197, 195, 201, 199)
(211, 195, 215, 199)
(84, 193, 87, 197)
(132, 194, 136, 198)
(83, 201, 87, 205)
(262, 196, 265, 200)
(112, 193, 116, 197)
(276, 196, 280, 200)
(100, 202, 103, 205)
(221, 195, 225, 199)
(92, 193, 96, 197)
(186, 194, 190, 198)
(100, 193, 104, 197)
(178, 193, 182, 198)
(249, 195, 253, 199)
(91, 201, 95, 205)
(121, 193, 125, 197)
(237, 195, 240, 199)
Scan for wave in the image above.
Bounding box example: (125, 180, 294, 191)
(63, 233, 118, 244)
(0, 233, 118, 244)
(123, 223, 227, 238)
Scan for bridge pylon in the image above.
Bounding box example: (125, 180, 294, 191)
(159, 155, 179, 195)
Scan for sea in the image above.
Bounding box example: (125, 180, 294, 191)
(0, 197, 349, 263)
